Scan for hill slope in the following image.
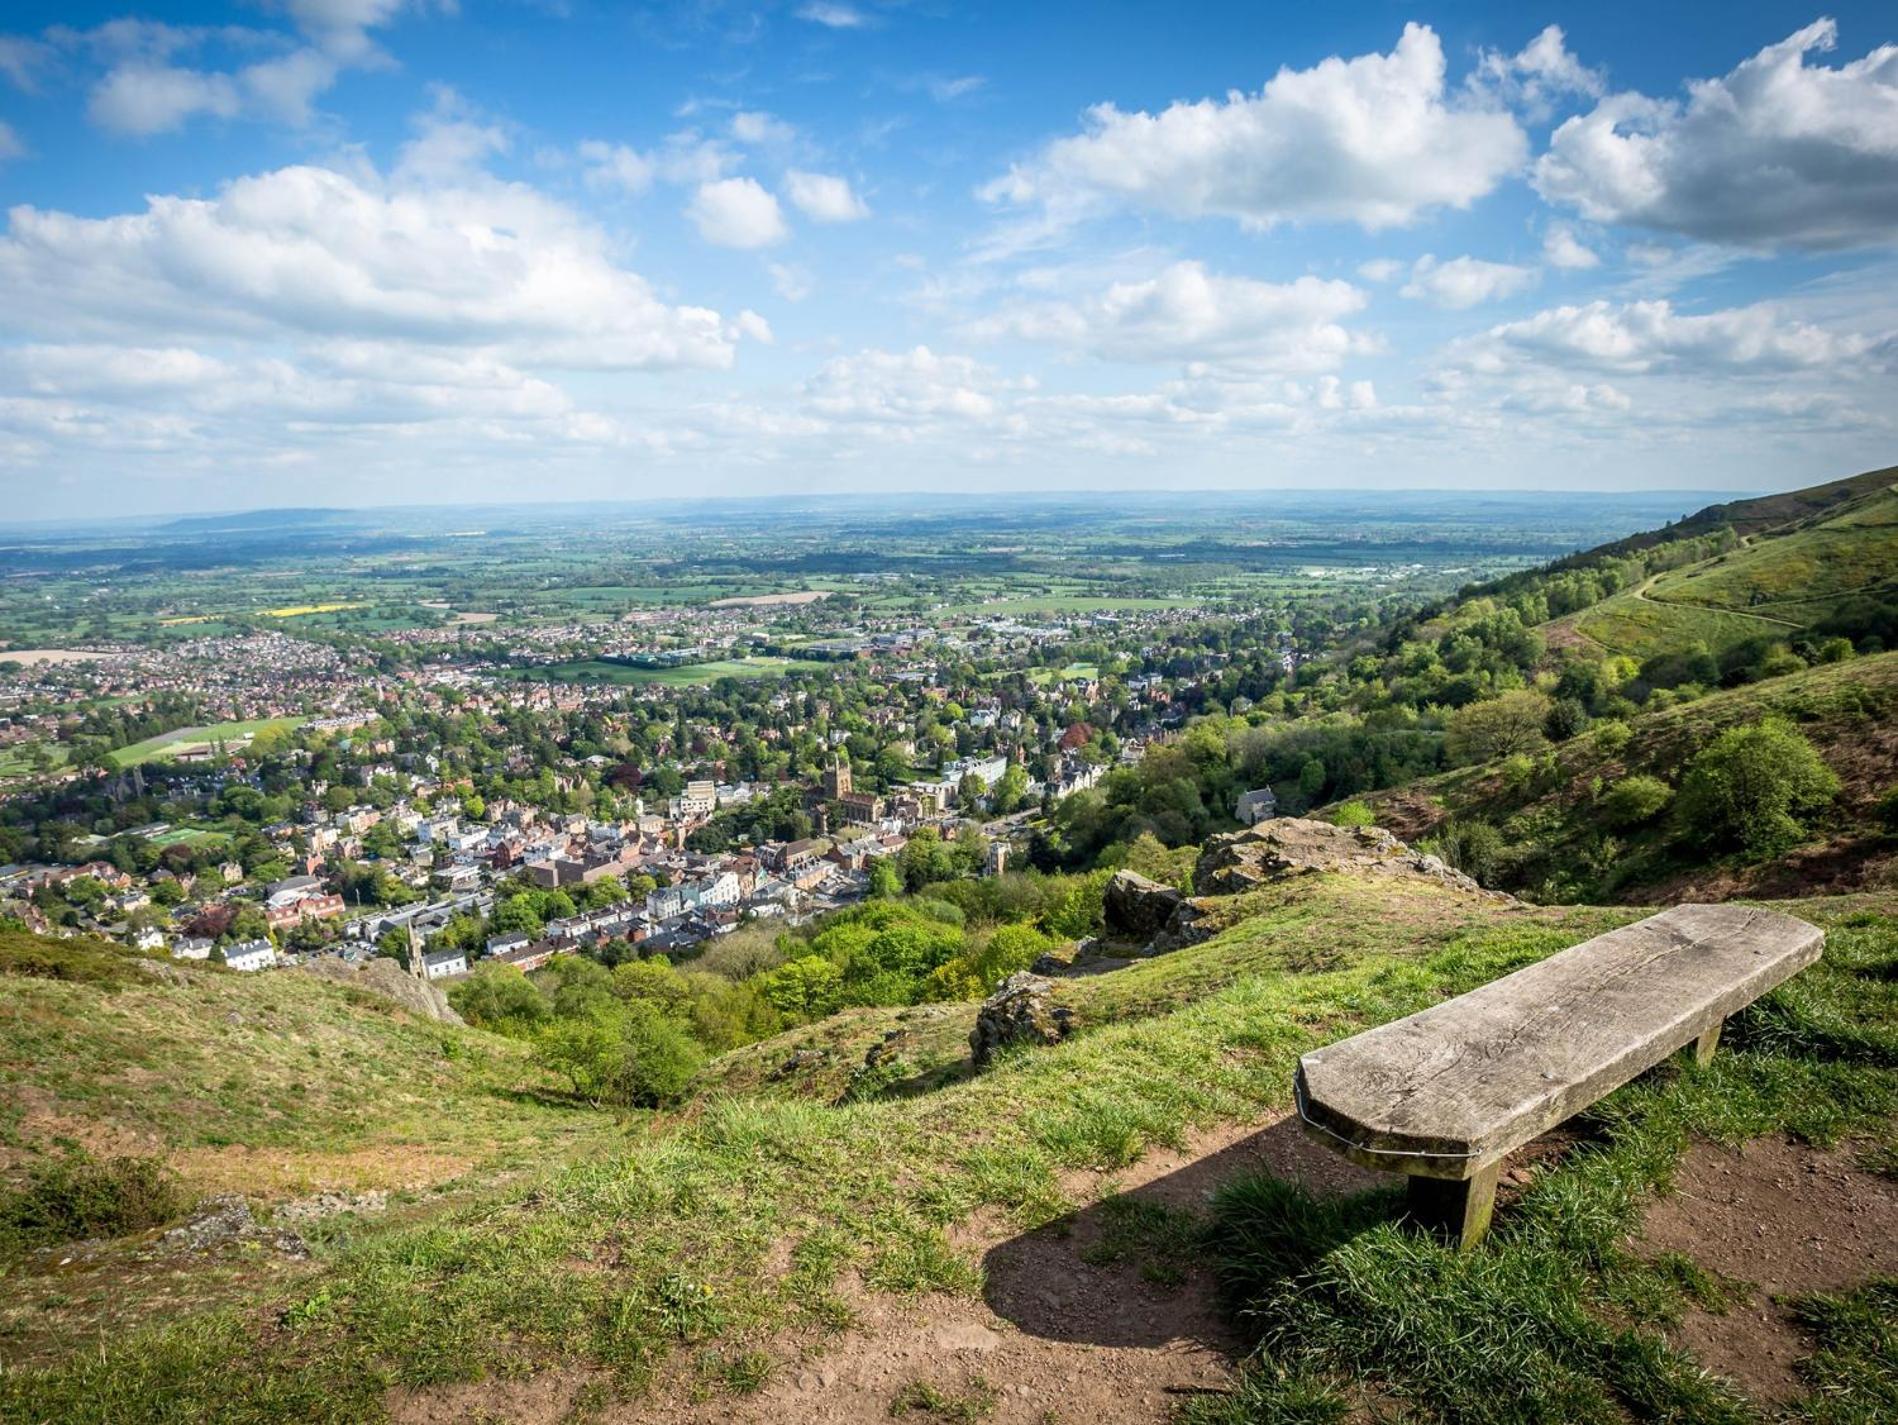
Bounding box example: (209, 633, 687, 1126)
(0, 936, 616, 1361)
(1564, 475, 1898, 659)
(3, 867, 1894, 1424)
(1360, 651, 1898, 902)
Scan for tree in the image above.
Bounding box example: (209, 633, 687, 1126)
(867, 858, 902, 899)
(1677, 719, 1840, 853)
(992, 762, 1031, 815)
(758, 955, 845, 1021)
(534, 1002, 703, 1108)
(449, 963, 550, 1035)
(375, 926, 413, 970)
(489, 896, 545, 939)
(1419, 819, 1507, 886)
(1444, 692, 1552, 766)
(956, 772, 987, 810)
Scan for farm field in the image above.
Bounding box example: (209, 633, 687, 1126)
(1027, 662, 1101, 686)
(107, 717, 309, 768)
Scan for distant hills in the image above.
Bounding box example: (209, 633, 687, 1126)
(156, 507, 363, 534)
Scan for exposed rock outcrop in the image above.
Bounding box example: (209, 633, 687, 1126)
(300, 956, 465, 1026)
(969, 972, 1074, 1069)
(1193, 817, 1505, 901)
(161, 1195, 308, 1258)
(772, 1048, 828, 1080)
(1129, 818, 1513, 957)
(1103, 870, 1185, 940)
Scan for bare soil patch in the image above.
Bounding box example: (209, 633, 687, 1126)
(1643, 835, 1898, 905)
(1635, 1136, 1898, 1402)
(388, 1115, 1381, 1425)
(170, 1143, 475, 1199)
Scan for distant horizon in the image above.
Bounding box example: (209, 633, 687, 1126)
(0, 480, 1766, 537)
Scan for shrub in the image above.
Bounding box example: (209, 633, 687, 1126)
(1591, 720, 1633, 756)
(923, 922, 1056, 1001)
(1543, 697, 1589, 742)
(1418, 820, 1507, 886)
(1499, 754, 1536, 795)
(447, 962, 550, 1037)
(1599, 774, 1673, 830)
(1754, 645, 1809, 680)
(1816, 636, 1856, 664)
(534, 1003, 705, 1108)
(1875, 786, 1898, 836)
(1, 1154, 187, 1253)
(1328, 801, 1376, 829)
(0, 931, 138, 990)
(1677, 718, 1841, 854)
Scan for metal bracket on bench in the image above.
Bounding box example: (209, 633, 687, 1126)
(1292, 1070, 1488, 1166)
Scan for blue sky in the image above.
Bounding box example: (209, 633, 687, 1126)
(0, 2, 1894, 516)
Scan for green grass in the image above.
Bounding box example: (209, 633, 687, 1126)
(108, 717, 309, 768)
(1786, 1279, 1898, 1424)
(1560, 482, 1898, 661)
(1026, 662, 1100, 687)
(2, 891, 1892, 1421)
(939, 596, 1196, 617)
(1651, 488, 1898, 616)
(0, 942, 613, 1189)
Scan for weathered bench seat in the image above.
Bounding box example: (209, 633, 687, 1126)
(1294, 903, 1824, 1246)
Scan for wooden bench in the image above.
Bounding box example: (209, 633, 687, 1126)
(1293, 903, 1824, 1248)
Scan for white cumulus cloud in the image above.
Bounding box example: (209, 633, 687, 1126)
(783, 169, 869, 222)
(1534, 20, 1898, 250)
(1400, 254, 1536, 309)
(0, 162, 757, 370)
(1454, 299, 1875, 374)
(1541, 224, 1600, 270)
(805, 347, 1016, 425)
(980, 24, 1527, 234)
(687, 176, 790, 248)
(970, 261, 1368, 371)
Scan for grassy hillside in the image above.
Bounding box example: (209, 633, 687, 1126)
(1360, 652, 1898, 902)
(0, 935, 618, 1361)
(2, 879, 1894, 1423)
(1566, 480, 1898, 659)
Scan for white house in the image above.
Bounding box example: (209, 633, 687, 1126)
(421, 946, 468, 980)
(224, 939, 277, 973)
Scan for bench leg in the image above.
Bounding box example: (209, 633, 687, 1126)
(1680, 1019, 1723, 1068)
(1406, 1161, 1499, 1251)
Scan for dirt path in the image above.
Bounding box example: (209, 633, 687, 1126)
(1635, 1136, 1898, 1403)
(1630, 574, 1802, 629)
(391, 1115, 1379, 1425)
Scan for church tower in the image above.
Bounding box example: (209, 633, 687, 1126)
(822, 754, 852, 800)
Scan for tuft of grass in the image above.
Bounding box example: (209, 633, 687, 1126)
(888, 1376, 997, 1420)
(1787, 1279, 1898, 1425)
(1079, 1195, 1207, 1287)
(3, 892, 1891, 1422)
